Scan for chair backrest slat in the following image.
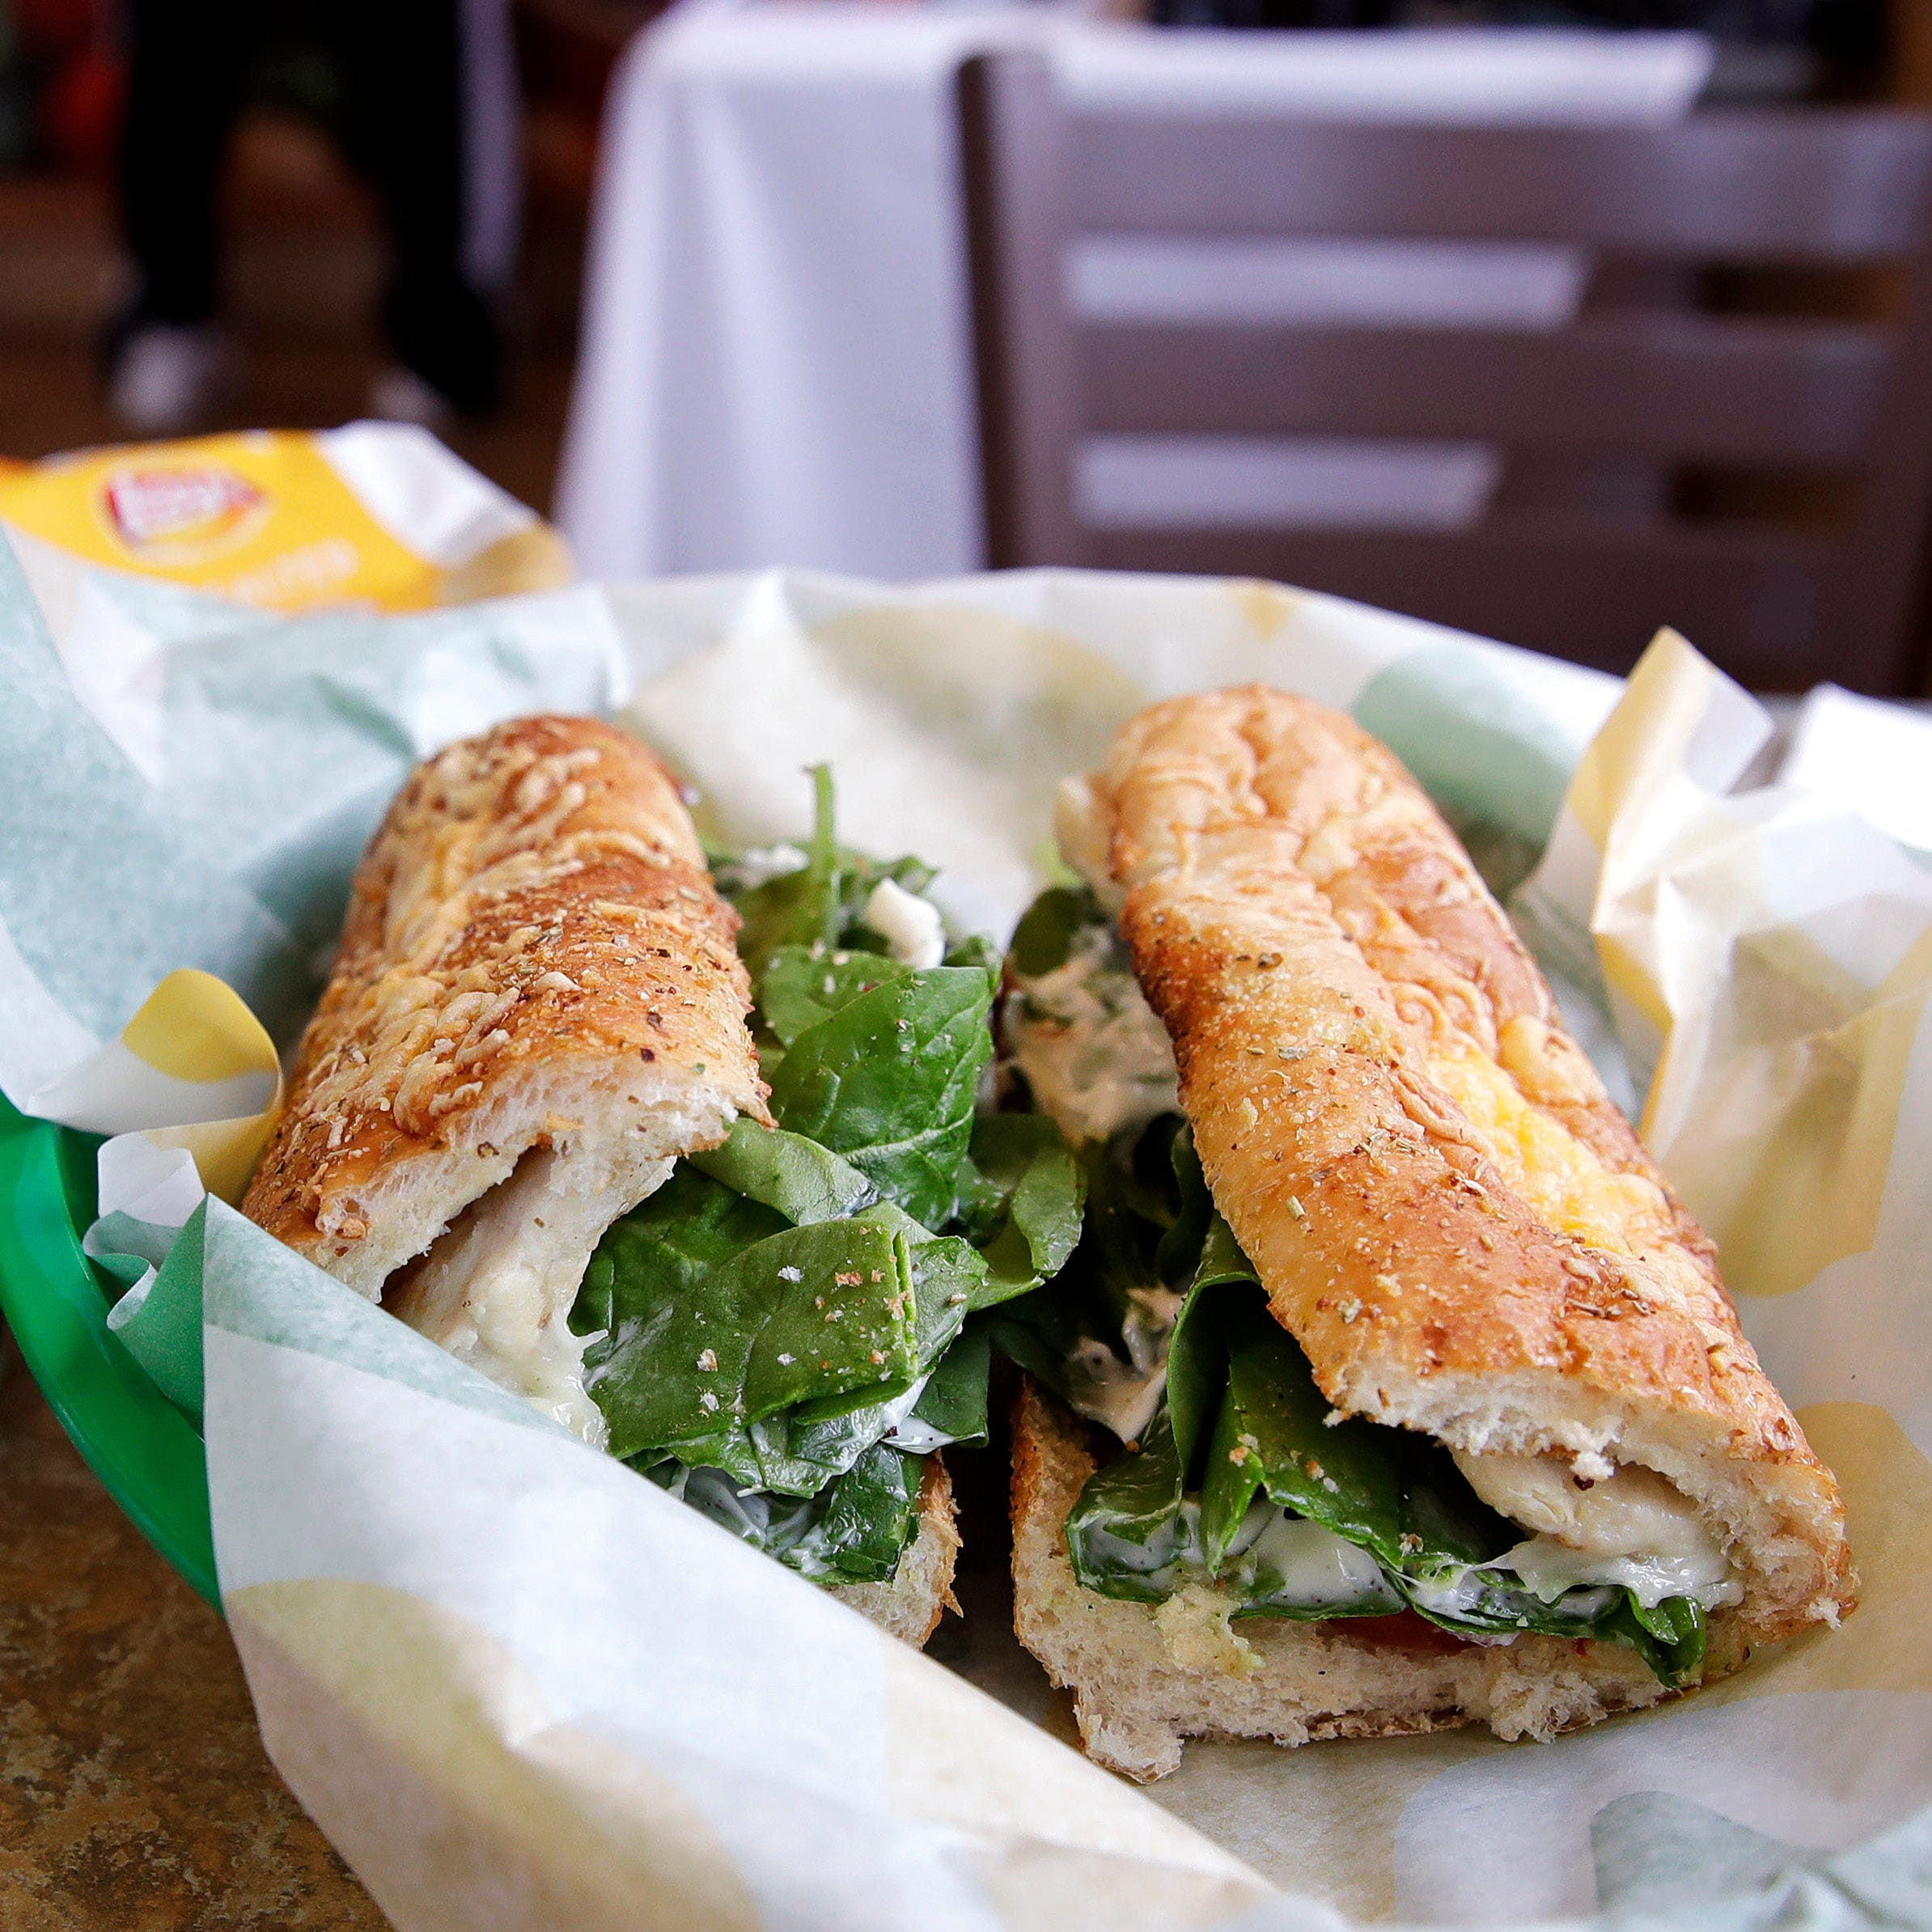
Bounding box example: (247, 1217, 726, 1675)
(1082, 317, 1889, 464)
(960, 53, 1084, 569)
(960, 50, 1932, 691)
(1070, 117, 1932, 262)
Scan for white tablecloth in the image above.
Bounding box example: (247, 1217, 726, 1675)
(556, 10, 1713, 583)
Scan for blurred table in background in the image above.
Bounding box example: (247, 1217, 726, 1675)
(557, 10, 1711, 583)
(0, 1341, 381, 1930)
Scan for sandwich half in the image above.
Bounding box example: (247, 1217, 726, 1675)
(244, 714, 768, 1436)
(246, 718, 1077, 1646)
(997, 685, 1854, 1778)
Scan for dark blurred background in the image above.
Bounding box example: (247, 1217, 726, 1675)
(0, 0, 1912, 515)
(0, 0, 673, 507)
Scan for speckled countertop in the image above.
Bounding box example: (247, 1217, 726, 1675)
(0, 1341, 388, 1930)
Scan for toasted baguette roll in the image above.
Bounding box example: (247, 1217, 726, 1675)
(244, 715, 770, 1437)
(1018, 686, 1852, 1768)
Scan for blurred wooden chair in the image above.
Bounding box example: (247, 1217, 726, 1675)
(959, 52, 1932, 693)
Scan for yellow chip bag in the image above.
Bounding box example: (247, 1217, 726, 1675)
(0, 423, 570, 614)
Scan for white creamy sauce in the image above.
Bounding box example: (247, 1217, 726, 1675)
(1062, 1286, 1184, 1443)
(1007, 785, 1176, 1141)
(878, 1372, 947, 1452)
(1453, 1450, 1739, 1610)
(864, 878, 947, 969)
(1123, 1502, 1402, 1673)
(456, 1307, 604, 1441)
(1501, 1540, 1741, 1612)
(1081, 1497, 1208, 1588)
(1063, 1340, 1168, 1445)
(1012, 780, 1174, 1143)
(386, 1147, 627, 1447)
(1244, 1511, 1400, 1610)
(1006, 923, 1180, 1145)
(882, 1417, 951, 1455)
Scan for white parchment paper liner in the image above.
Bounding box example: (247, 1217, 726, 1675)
(5, 544, 1931, 1930)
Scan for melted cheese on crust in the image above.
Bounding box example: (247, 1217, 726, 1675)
(1424, 1041, 1676, 1260)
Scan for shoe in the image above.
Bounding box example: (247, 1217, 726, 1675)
(106, 323, 231, 437)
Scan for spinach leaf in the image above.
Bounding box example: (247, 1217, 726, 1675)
(729, 765, 845, 980)
(942, 933, 1002, 976)
(593, 765, 1095, 1595)
(985, 1122, 1184, 1425)
(1154, 1123, 1213, 1286)
(608, 1196, 989, 1510)
(766, 966, 994, 1227)
(1164, 1214, 1258, 1475)
(714, 1290, 990, 1492)
(687, 1122, 985, 1396)
(1023, 1129, 1170, 1337)
(759, 946, 912, 1048)
(653, 1319, 974, 1497)
(800, 1443, 924, 1581)
(588, 1217, 919, 1461)
(956, 1113, 1087, 1307)
(692, 1124, 991, 1357)
(908, 1321, 994, 1447)
(1070, 1144, 1170, 1336)
(1066, 1410, 1198, 1604)
(661, 1230, 993, 1506)
(1190, 1301, 1703, 1667)
(773, 1402, 900, 1481)
(1198, 1374, 1268, 1570)
(687, 1396, 911, 1498)
(1611, 1592, 1707, 1686)
(1070, 1404, 1409, 1623)
(1009, 883, 1104, 977)
(633, 1417, 815, 1497)
(719, 765, 946, 992)
(861, 1203, 983, 1363)
(691, 1116, 879, 1225)
(574, 1166, 786, 1345)
(1207, 1295, 1513, 1575)
(983, 1294, 1078, 1408)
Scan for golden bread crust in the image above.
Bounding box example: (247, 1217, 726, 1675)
(244, 715, 769, 1273)
(1088, 686, 1851, 1644)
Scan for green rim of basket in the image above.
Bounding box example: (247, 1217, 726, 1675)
(0, 1092, 218, 1605)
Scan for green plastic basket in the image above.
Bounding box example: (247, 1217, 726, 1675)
(0, 1094, 218, 1604)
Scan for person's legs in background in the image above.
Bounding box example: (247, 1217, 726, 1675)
(108, 0, 254, 430)
(332, 0, 519, 422)
(105, 0, 517, 432)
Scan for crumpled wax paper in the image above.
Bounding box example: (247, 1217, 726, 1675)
(5, 542, 1932, 1932)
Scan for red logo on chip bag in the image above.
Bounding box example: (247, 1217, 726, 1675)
(101, 465, 266, 557)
